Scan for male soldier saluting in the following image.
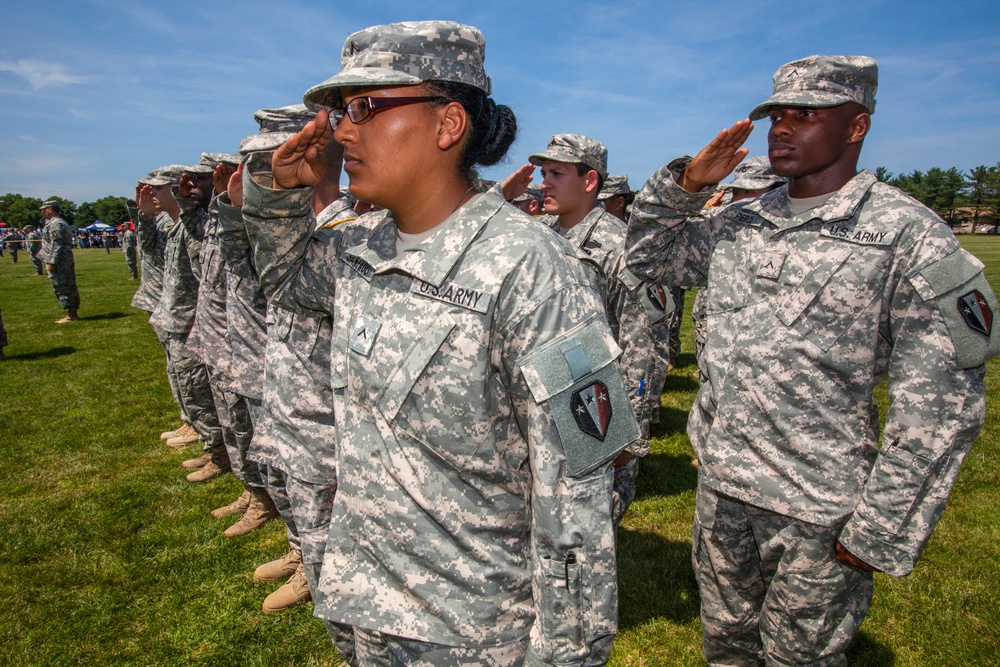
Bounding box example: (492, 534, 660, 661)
(627, 55, 1000, 666)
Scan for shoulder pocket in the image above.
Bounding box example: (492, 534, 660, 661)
(621, 268, 673, 323)
(908, 248, 1000, 369)
(519, 320, 638, 478)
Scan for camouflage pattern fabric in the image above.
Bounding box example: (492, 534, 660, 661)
(353, 626, 527, 667)
(529, 134, 609, 180)
(209, 380, 263, 488)
(27, 228, 44, 275)
(129, 206, 171, 313)
(40, 216, 80, 312)
(0, 307, 7, 348)
(260, 463, 299, 550)
(190, 200, 234, 384)
(148, 198, 203, 336)
(121, 227, 138, 279)
(218, 195, 355, 483)
(664, 287, 685, 363)
(748, 55, 878, 120)
(244, 174, 633, 664)
(627, 161, 998, 574)
(166, 332, 223, 455)
(304, 21, 492, 110)
(693, 485, 873, 667)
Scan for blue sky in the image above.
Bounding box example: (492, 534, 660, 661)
(1, 0, 998, 204)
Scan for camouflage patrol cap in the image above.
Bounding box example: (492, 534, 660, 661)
(512, 184, 543, 204)
(183, 154, 219, 175)
(240, 104, 315, 155)
(199, 152, 241, 168)
(529, 134, 608, 180)
(141, 164, 186, 187)
(598, 174, 631, 200)
(749, 55, 878, 121)
(726, 156, 786, 191)
(303, 21, 492, 110)
(39, 200, 60, 210)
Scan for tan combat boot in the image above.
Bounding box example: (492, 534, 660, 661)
(160, 423, 188, 440)
(181, 453, 211, 470)
(185, 452, 231, 483)
(254, 549, 302, 583)
(211, 489, 252, 518)
(223, 489, 278, 538)
(262, 563, 311, 613)
(55, 309, 79, 324)
(166, 423, 201, 447)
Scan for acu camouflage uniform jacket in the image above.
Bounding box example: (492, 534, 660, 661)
(245, 173, 637, 666)
(627, 161, 1000, 576)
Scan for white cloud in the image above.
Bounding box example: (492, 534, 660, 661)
(0, 59, 90, 90)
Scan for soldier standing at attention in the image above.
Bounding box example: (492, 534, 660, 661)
(245, 21, 636, 666)
(39, 201, 80, 323)
(122, 222, 138, 280)
(626, 55, 1000, 666)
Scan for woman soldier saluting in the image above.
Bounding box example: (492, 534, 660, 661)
(240, 21, 638, 666)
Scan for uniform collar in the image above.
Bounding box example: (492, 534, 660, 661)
(345, 185, 505, 287)
(744, 170, 877, 231)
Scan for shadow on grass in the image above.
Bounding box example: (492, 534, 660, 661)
(847, 629, 896, 666)
(617, 527, 699, 629)
(8, 346, 77, 361)
(650, 405, 690, 440)
(80, 311, 129, 321)
(636, 451, 698, 498)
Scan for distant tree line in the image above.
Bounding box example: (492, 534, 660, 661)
(0, 194, 131, 230)
(874, 163, 1000, 232)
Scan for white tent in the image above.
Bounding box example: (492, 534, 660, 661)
(82, 221, 115, 231)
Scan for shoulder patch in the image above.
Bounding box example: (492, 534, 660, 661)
(958, 290, 993, 336)
(518, 320, 638, 478)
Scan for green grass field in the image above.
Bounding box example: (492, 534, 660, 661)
(1, 238, 998, 666)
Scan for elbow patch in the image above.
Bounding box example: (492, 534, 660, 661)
(908, 248, 1000, 369)
(519, 320, 639, 478)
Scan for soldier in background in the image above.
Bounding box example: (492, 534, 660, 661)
(627, 55, 1000, 666)
(24, 224, 44, 275)
(39, 201, 80, 323)
(505, 134, 668, 523)
(598, 174, 634, 222)
(121, 222, 138, 280)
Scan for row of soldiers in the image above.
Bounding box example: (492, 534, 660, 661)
(125, 19, 998, 667)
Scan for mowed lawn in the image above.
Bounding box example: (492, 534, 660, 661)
(1, 237, 998, 666)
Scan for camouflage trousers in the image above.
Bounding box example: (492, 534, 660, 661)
(612, 456, 639, 524)
(692, 287, 707, 364)
(166, 333, 223, 454)
(154, 324, 188, 424)
(665, 287, 686, 363)
(692, 484, 873, 667)
(348, 626, 527, 667)
(30, 252, 44, 275)
(209, 382, 264, 488)
(47, 260, 80, 312)
(259, 463, 300, 551)
(0, 306, 7, 348)
(125, 249, 137, 279)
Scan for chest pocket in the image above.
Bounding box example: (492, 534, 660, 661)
(775, 244, 887, 352)
(704, 238, 753, 315)
(377, 311, 495, 471)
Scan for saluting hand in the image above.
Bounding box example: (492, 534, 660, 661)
(272, 109, 332, 190)
(227, 162, 245, 209)
(501, 163, 535, 202)
(679, 119, 754, 193)
(214, 163, 234, 197)
(137, 185, 156, 216)
(178, 173, 194, 198)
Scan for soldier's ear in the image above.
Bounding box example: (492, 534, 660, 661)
(847, 112, 870, 145)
